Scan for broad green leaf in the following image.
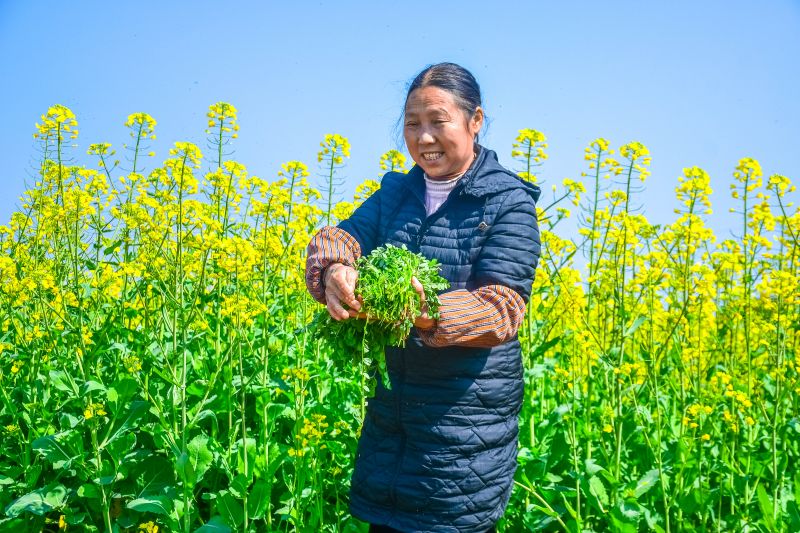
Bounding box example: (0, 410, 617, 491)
(609, 504, 639, 533)
(588, 475, 609, 511)
(77, 484, 102, 499)
(194, 516, 232, 533)
(634, 469, 660, 498)
(127, 496, 173, 516)
(215, 490, 244, 528)
(248, 480, 269, 520)
(229, 474, 250, 499)
(175, 450, 196, 486)
(32, 432, 82, 470)
(623, 315, 647, 337)
(48, 370, 79, 395)
(585, 457, 608, 476)
(756, 484, 775, 531)
(81, 380, 107, 395)
(100, 400, 148, 448)
(187, 434, 214, 484)
(5, 484, 67, 517)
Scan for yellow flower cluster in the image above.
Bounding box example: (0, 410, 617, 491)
(675, 166, 713, 215)
(619, 141, 652, 181)
(582, 138, 622, 177)
(34, 104, 79, 141)
(282, 366, 311, 382)
(84, 402, 107, 420)
(512, 129, 547, 183)
(318, 133, 351, 164)
(380, 149, 408, 173)
(613, 360, 647, 384)
(289, 414, 330, 458)
(512, 129, 548, 161)
(125, 112, 157, 139)
(207, 102, 239, 139)
(124, 355, 142, 373)
(768, 173, 796, 198)
(138, 521, 159, 533)
(562, 178, 586, 207)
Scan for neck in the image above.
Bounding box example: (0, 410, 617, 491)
(424, 172, 462, 185)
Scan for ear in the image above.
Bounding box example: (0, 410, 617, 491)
(471, 106, 484, 136)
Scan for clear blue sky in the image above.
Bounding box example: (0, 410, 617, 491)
(1, 0, 798, 243)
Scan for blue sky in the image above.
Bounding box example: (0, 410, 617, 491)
(1, 0, 798, 244)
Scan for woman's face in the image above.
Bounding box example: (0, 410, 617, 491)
(403, 86, 483, 180)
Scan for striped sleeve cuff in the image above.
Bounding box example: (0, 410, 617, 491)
(416, 285, 526, 348)
(305, 226, 362, 303)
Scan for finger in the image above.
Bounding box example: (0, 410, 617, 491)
(343, 268, 361, 310)
(411, 276, 426, 302)
(347, 309, 368, 319)
(326, 294, 350, 321)
(329, 268, 359, 311)
(335, 284, 360, 311)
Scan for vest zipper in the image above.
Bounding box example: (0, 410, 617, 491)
(388, 346, 406, 514)
(415, 186, 465, 252)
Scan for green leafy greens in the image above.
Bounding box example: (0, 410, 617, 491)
(312, 244, 449, 391)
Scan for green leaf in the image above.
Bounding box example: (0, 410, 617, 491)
(531, 336, 562, 359)
(757, 484, 775, 531)
(585, 457, 608, 477)
(105, 432, 136, 465)
(248, 480, 269, 520)
(175, 450, 196, 486)
(215, 490, 243, 528)
(634, 469, 660, 499)
(100, 400, 148, 448)
(77, 484, 102, 499)
(5, 484, 68, 517)
(127, 496, 173, 516)
(623, 315, 647, 337)
(49, 370, 79, 395)
(187, 434, 214, 484)
(229, 474, 250, 499)
(610, 504, 639, 533)
(32, 432, 82, 470)
(81, 380, 107, 395)
(104, 238, 123, 254)
(588, 475, 609, 512)
(194, 516, 232, 533)
(136, 456, 175, 493)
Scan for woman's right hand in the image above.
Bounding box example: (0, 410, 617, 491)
(323, 263, 362, 321)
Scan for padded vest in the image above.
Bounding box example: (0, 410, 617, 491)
(338, 144, 541, 533)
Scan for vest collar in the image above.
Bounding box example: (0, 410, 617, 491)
(401, 142, 541, 203)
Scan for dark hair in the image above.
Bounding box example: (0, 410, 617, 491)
(393, 62, 487, 148)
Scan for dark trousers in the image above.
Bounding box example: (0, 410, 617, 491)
(369, 524, 497, 533)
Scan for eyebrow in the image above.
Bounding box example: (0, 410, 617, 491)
(405, 107, 452, 118)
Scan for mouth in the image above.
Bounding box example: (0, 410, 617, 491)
(422, 151, 444, 161)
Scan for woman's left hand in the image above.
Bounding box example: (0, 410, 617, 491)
(411, 276, 436, 330)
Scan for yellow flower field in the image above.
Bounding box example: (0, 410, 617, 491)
(0, 103, 798, 532)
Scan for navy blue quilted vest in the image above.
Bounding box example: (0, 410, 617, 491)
(338, 143, 541, 532)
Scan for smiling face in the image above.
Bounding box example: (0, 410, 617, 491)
(403, 86, 483, 180)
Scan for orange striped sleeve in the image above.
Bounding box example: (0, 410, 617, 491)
(416, 285, 526, 348)
(305, 226, 362, 304)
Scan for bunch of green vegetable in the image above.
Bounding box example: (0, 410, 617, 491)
(311, 244, 449, 391)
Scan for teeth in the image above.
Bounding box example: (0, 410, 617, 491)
(423, 152, 443, 161)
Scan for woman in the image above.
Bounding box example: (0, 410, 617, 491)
(305, 62, 541, 533)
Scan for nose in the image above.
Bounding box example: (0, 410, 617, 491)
(418, 128, 435, 145)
